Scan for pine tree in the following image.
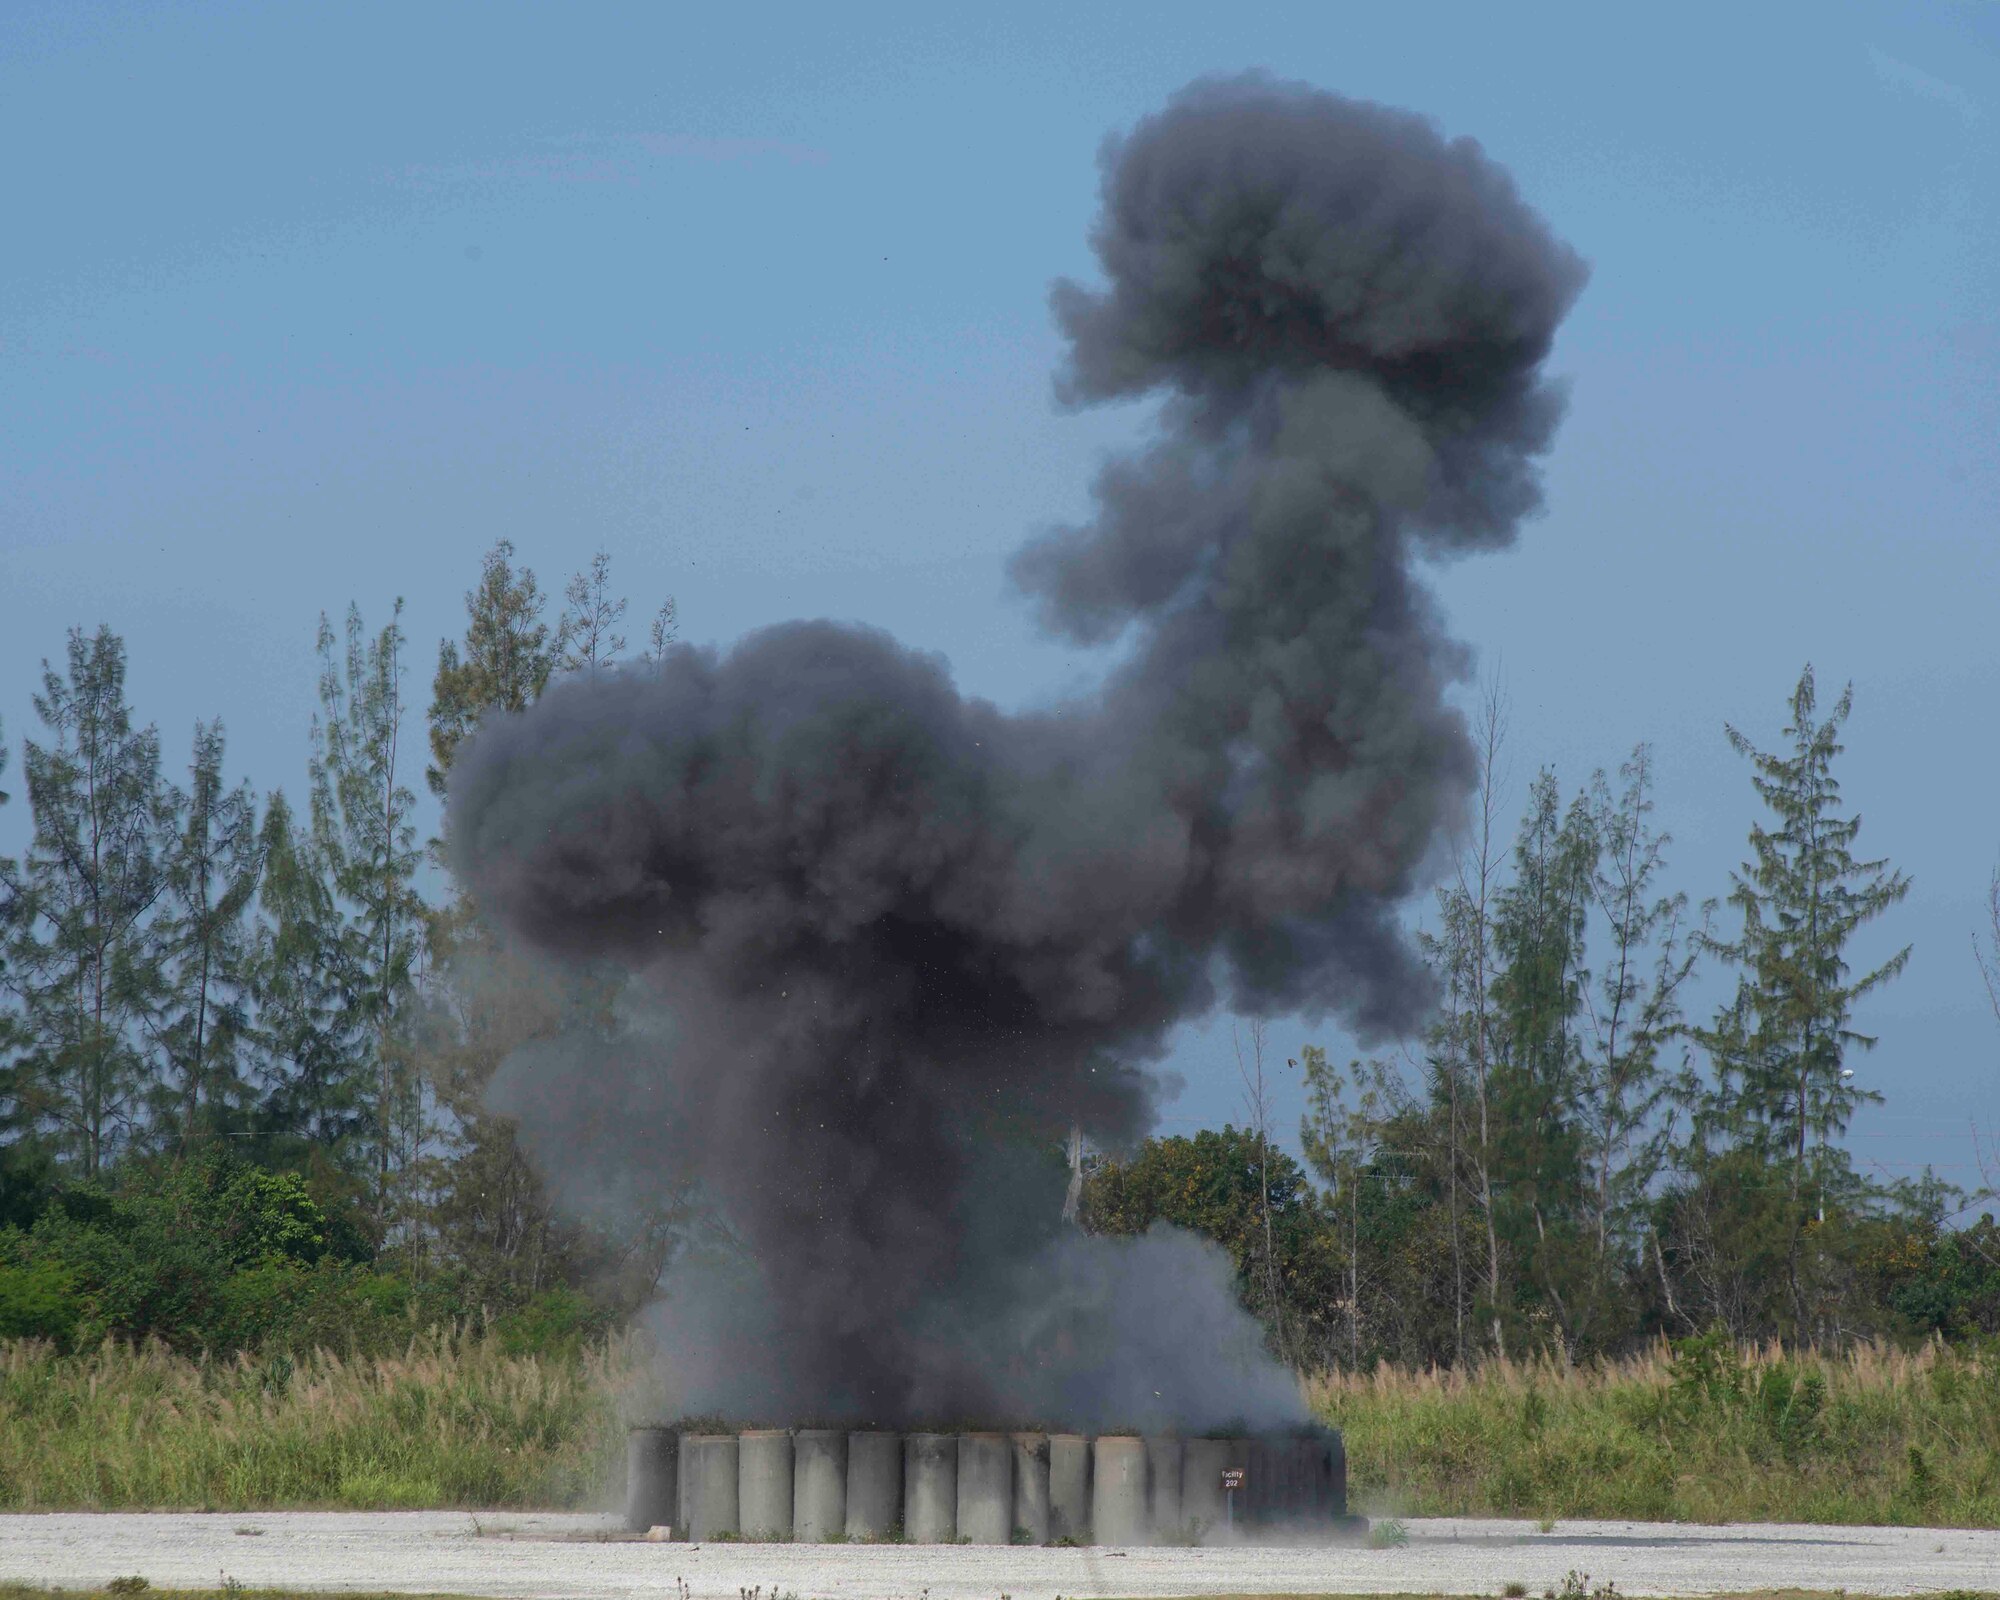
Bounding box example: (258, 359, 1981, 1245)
(555, 550, 627, 678)
(152, 721, 263, 1149)
(427, 541, 557, 798)
(311, 602, 426, 1222)
(1574, 745, 1701, 1336)
(0, 721, 26, 1134)
(640, 596, 680, 672)
(1694, 665, 1910, 1330)
(1420, 679, 1510, 1359)
(251, 790, 368, 1154)
(10, 628, 172, 1176)
(1488, 768, 1597, 1351)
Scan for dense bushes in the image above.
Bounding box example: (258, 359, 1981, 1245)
(0, 1150, 601, 1359)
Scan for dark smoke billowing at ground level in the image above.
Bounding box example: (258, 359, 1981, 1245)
(447, 72, 1586, 1429)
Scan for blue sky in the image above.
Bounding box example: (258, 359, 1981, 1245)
(3, 1, 1996, 1192)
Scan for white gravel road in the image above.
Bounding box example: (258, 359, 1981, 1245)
(1, 1511, 1996, 1598)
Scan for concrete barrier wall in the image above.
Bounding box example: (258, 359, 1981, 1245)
(793, 1431, 846, 1542)
(634, 1423, 1343, 1545)
(956, 1433, 1012, 1544)
(625, 1427, 677, 1533)
(903, 1432, 957, 1544)
(844, 1432, 902, 1541)
(737, 1430, 794, 1540)
(1011, 1433, 1050, 1547)
(1091, 1436, 1149, 1547)
(1048, 1434, 1091, 1545)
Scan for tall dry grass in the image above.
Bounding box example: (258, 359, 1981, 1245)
(0, 1330, 646, 1510)
(9, 1329, 1999, 1523)
(1311, 1337, 2000, 1525)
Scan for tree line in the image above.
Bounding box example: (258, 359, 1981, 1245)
(0, 539, 1968, 1366)
(0, 545, 679, 1347)
(1084, 673, 1981, 1367)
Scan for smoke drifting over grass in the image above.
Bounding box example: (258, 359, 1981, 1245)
(447, 73, 1585, 1429)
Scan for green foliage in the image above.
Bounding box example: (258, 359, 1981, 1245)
(1080, 1125, 1341, 1355)
(1686, 666, 1911, 1340)
(152, 720, 263, 1148)
(309, 601, 425, 1216)
(0, 1260, 82, 1342)
(10, 627, 173, 1179)
(427, 541, 557, 797)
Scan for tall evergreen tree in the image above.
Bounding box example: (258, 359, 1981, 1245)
(152, 721, 263, 1148)
(427, 541, 556, 798)
(311, 602, 425, 1221)
(1573, 745, 1701, 1338)
(0, 721, 26, 1131)
(419, 542, 609, 1294)
(1693, 665, 1910, 1329)
(10, 628, 172, 1176)
(1488, 768, 1597, 1350)
(640, 596, 680, 672)
(251, 790, 368, 1155)
(555, 550, 627, 678)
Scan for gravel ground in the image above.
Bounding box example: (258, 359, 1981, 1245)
(2, 1512, 1998, 1598)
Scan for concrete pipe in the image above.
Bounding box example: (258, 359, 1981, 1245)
(1225, 1438, 1257, 1532)
(843, 1432, 902, 1542)
(1010, 1433, 1050, 1547)
(1296, 1434, 1333, 1521)
(1047, 1435, 1091, 1545)
(681, 1434, 740, 1541)
(1144, 1436, 1183, 1540)
(1329, 1427, 1348, 1516)
(956, 1433, 1012, 1544)
(626, 1427, 678, 1534)
(1179, 1438, 1229, 1539)
(1246, 1435, 1284, 1527)
(737, 1429, 794, 1541)
(903, 1432, 958, 1544)
(792, 1430, 846, 1542)
(1091, 1435, 1150, 1547)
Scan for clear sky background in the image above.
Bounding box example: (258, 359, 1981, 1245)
(3, 2, 1996, 1196)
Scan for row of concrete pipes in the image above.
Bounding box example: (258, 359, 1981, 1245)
(626, 1427, 1348, 1545)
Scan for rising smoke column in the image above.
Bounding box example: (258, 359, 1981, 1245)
(447, 73, 1586, 1427)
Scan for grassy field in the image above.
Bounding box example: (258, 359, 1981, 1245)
(0, 1332, 647, 1511)
(6, 1330, 2000, 1524)
(1316, 1336, 2000, 1526)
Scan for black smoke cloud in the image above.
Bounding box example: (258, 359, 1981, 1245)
(447, 74, 1585, 1427)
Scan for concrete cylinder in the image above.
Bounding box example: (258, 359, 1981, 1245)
(793, 1430, 846, 1542)
(956, 1433, 1012, 1544)
(1294, 1435, 1330, 1521)
(1247, 1435, 1285, 1527)
(1179, 1437, 1230, 1539)
(1144, 1436, 1183, 1540)
(1329, 1427, 1348, 1516)
(844, 1432, 902, 1541)
(626, 1427, 678, 1534)
(1226, 1437, 1257, 1533)
(1047, 1434, 1091, 1545)
(1011, 1433, 1050, 1547)
(1091, 1435, 1150, 1547)
(903, 1432, 957, 1544)
(737, 1429, 793, 1540)
(681, 1434, 739, 1541)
